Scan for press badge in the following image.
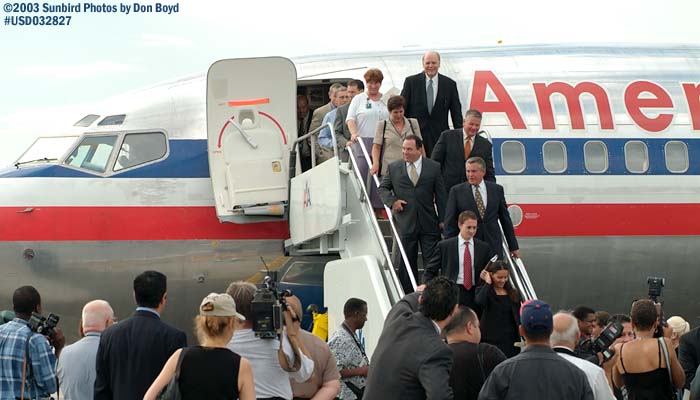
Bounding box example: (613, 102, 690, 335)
(366, 101, 372, 109)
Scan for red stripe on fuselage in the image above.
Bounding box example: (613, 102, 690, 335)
(1, 203, 698, 241)
(0, 207, 289, 241)
(513, 203, 700, 236)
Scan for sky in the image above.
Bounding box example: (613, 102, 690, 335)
(0, 0, 699, 165)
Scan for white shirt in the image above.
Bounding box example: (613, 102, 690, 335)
(228, 328, 314, 399)
(346, 92, 389, 138)
(405, 155, 423, 177)
(425, 73, 439, 105)
(457, 235, 475, 286)
(555, 349, 616, 400)
(472, 180, 488, 209)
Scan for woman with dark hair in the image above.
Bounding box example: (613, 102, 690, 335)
(370, 95, 424, 177)
(612, 299, 685, 400)
(476, 260, 521, 358)
(145, 293, 255, 400)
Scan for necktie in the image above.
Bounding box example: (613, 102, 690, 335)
(473, 184, 486, 219)
(427, 79, 434, 114)
(464, 137, 472, 159)
(409, 163, 419, 186)
(463, 242, 472, 290)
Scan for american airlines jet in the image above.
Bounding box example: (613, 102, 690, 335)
(1, 44, 698, 347)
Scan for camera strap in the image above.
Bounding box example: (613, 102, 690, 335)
(342, 323, 369, 364)
(20, 332, 33, 400)
(658, 337, 674, 389)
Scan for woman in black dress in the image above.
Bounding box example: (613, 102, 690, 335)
(145, 293, 255, 400)
(476, 261, 521, 358)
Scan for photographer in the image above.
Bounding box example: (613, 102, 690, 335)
(226, 281, 314, 400)
(0, 285, 65, 399)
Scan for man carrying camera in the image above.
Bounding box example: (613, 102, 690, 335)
(0, 285, 65, 400)
(226, 281, 314, 400)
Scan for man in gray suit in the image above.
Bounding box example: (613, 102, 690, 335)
(378, 135, 447, 293)
(364, 277, 459, 400)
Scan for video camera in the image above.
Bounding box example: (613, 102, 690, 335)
(28, 312, 60, 339)
(251, 270, 292, 339)
(647, 276, 665, 302)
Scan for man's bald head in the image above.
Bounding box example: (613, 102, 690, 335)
(550, 312, 580, 349)
(81, 300, 114, 333)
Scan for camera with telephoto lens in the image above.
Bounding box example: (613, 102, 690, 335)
(592, 321, 624, 362)
(251, 270, 292, 339)
(27, 312, 60, 339)
(647, 276, 665, 302)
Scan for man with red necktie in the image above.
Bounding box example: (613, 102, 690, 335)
(422, 210, 495, 317)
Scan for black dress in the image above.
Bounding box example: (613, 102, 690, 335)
(475, 284, 521, 358)
(178, 346, 241, 400)
(619, 340, 675, 400)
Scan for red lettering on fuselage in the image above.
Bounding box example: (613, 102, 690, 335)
(624, 81, 674, 132)
(682, 83, 700, 130)
(470, 71, 527, 129)
(533, 82, 614, 130)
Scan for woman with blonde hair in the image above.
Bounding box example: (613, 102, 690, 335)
(144, 293, 255, 400)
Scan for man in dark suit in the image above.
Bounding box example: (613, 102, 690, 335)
(94, 271, 187, 400)
(444, 156, 519, 260)
(364, 277, 459, 400)
(432, 109, 496, 192)
(680, 326, 700, 390)
(424, 210, 495, 314)
(297, 94, 313, 171)
(378, 135, 446, 293)
(401, 51, 462, 157)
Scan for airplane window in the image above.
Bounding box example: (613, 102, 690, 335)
(65, 135, 118, 173)
(97, 114, 126, 126)
(664, 141, 689, 173)
(114, 133, 167, 171)
(624, 141, 649, 173)
(73, 114, 100, 127)
(501, 141, 526, 173)
(584, 141, 608, 173)
(542, 141, 567, 173)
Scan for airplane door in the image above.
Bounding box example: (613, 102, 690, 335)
(207, 57, 297, 222)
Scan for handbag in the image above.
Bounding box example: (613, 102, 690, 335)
(157, 348, 189, 400)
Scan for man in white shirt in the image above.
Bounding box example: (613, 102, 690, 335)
(551, 312, 615, 400)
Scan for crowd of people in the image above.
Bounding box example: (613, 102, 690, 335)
(1, 271, 700, 399)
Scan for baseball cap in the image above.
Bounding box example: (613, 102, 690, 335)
(199, 293, 245, 320)
(520, 299, 552, 333)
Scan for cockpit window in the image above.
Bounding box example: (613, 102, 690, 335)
(97, 114, 126, 126)
(65, 135, 118, 173)
(73, 114, 100, 127)
(15, 136, 79, 165)
(114, 132, 167, 171)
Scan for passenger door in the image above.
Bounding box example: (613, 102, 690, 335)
(206, 57, 297, 222)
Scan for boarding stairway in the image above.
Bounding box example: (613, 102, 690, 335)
(283, 124, 536, 356)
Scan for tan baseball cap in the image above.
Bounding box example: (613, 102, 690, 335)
(199, 293, 245, 320)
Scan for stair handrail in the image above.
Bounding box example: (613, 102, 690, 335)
(498, 221, 537, 301)
(354, 138, 418, 291)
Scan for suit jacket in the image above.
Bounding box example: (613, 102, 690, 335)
(309, 102, 333, 134)
(364, 293, 454, 400)
(444, 181, 518, 257)
(400, 72, 462, 156)
(423, 236, 493, 285)
(378, 157, 446, 237)
(680, 326, 700, 389)
(94, 310, 187, 400)
(432, 128, 496, 190)
(333, 103, 352, 144)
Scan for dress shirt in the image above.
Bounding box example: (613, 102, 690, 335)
(425, 73, 439, 105)
(135, 307, 160, 317)
(57, 331, 102, 400)
(457, 235, 475, 286)
(554, 347, 615, 400)
(473, 180, 488, 209)
(405, 155, 423, 177)
(318, 108, 339, 149)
